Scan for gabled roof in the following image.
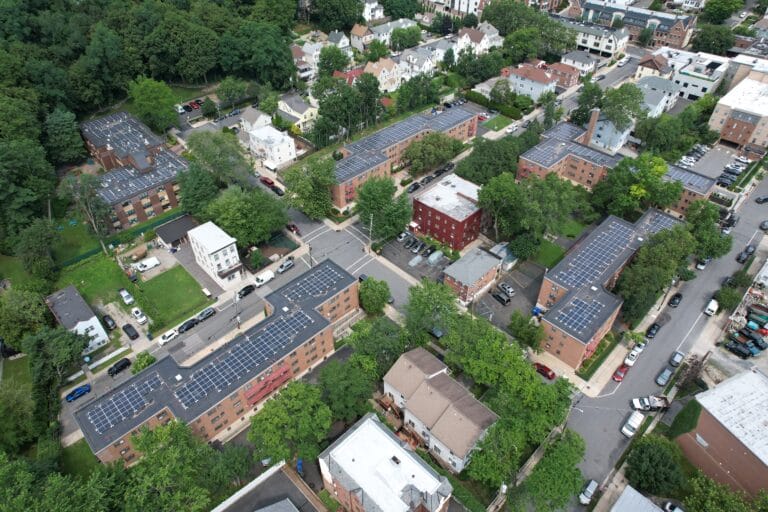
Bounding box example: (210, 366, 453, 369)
(46, 286, 96, 329)
(384, 347, 447, 400)
(328, 30, 348, 45)
(289, 44, 304, 60)
(582, 2, 694, 33)
(508, 65, 556, 85)
(364, 57, 397, 76)
(549, 62, 580, 75)
(333, 67, 365, 85)
(443, 248, 500, 285)
(458, 27, 484, 44)
(280, 93, 311, 114)
(638, 53, 670, 71)
(351, 23, 370, 38)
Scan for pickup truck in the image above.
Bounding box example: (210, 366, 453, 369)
(631, 395, 670, 411)
(729, 332, 762, 355)
(739, 328, 768, 350)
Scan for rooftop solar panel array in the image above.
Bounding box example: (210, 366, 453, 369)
(554, 297, 607, 338)
(280, 263, 346, 303)
(97, 149, 189, 205)
(81, 112, 163, 159)
(87, 373, 163, 434)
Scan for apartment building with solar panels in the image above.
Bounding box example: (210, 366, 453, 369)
(332, 106, 478, 209)
(74, 260, 358, 465)
(536, 210, 679, 368)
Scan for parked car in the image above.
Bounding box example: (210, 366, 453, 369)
(66, 384, 92, 402)
(668, 293, 683, 307)
(411, 241, 425, 254)
(669, 351, 685, 367)
(122, 324, 139, 340)
(492, 292, 511, 306)
(102, 314, 117, 330)
(178, 318, 199, 334)
(259, 176, 275, 186)
(498, 282, 515, 298)
(194, 99, 204, 106)
(286, 223, 301, 235)
(745, 244, 756, 255)
(645, 322, 661, 339)
(108, 358, 131, 377)
(737, 251, 749, 263)
(270, 185, 285, 196)
(119, 288, 135, 305)
(238, 284, 256, 299)
(663, 502, 685, 512)
(725, 341, 752, 359)
(397, 232, 409, 242)
(655, 367, 673, 386)
(757, 196, 768, 204)
(277, 256, 295, 274)
(612, 364, 630, 382)
(406, 182, 421, 193)
(358, 274, 368, 282)
(579, 480, 598, 505)
(736, 155, 751, 164)
(422, 245, 435, 257)
(624, 348, 641, 367)
(159, 329, 178, 346)
(131, 307, 148, 325)
(617, 56, 630, 67)
(761, 220, 768, 231)
(533, 362, 555, 380)
(175, 104, 185, 114)
(182, 104, 193, 112)
(695, 257, 711, 270)
(197, 307, 216, 322)
(404, 237, 416, 249)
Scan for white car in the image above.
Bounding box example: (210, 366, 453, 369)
(633, 342, 646, 353)
(119, 288, 135, 305)
(397, 232, 408, 242)
(174, 104, 185, 114)
(131, 307, 148, 325)
(617, 56, 630, 67)
(505, 123, 519, 133)
(158, 329, 178, 346)
(624, 348, 641, 367)
(736, 156, 751, 164)
(739, 11, 747, 17)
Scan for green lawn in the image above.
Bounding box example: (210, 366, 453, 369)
(534, 240, 566, 268)
(318, 490, 341, 512)
(483, 115, 512, 131)
(56, 253, 132, 306)
(1, 356, 31, 387)
(51, 220, 100, 264)
(0, 254, 29, 284)
(559, 218, 587, 239)
(140, 265, 213, 332)
(94, 85, 211, 119)
(667, 400, 702, 439)
(60, 439, 100, 480)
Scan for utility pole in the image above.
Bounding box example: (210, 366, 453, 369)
(308, 243, 313, 268)
(234, 291, 241, 329)
(369, 213, 374, 253)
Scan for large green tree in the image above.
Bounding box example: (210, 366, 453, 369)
(205, 186, 287, 247)
(692, 24, 736, 55)
(686, 200, 732, 259)
(251, 0, 298, 32)
(15, 219, 59, 282)
(403, 132, 464, 176)
(359, 276, 391, 314)
(391, 26, 421, 51)
(0, 289, 49, 350)
(346, 317, 409, 378)
(685, 472, 752, 512)
(187, 131, 252, 186)
(365, 39, 390, 62)
(626, 435, 687, 496)
(319, 358, 376, 422)
(405, 279, 458, 343)
(570, 81, 604, 127)
(601, 83, 643, 131)
(380, 0, 420, 18)
(128, 77, 177, 132)
(356, 177, 411, 241)
(248, 381, 332, 461)
(508, 310, 545, 351)
(0, 380, 36, 454)
(396, 73, 439, 113)
(58, 173, 112, 254)
(311, 0, 363, 32)
(283, 157, 337, 219)
(43, 107, 86, 166)
(701, 0, 744, 24)
(219, 21, 294, 88)
(520, 430, 585, 511)
(456, 125, 542, 185)
(217, 76, 248, 108)
(178, 162, 220, 216)
(318, 45, 349, 77)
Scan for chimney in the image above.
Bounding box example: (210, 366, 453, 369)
(583, 108, 601, 145)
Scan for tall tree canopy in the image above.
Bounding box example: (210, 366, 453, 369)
(204, 186, 288, 247)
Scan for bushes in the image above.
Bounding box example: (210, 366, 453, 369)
(464, 91, 523, 120)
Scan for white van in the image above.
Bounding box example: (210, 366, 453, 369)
(134, 257, 160, 272)
(704, 299, 719, 316)
(621, 411, 645, 438)
(254, 269, 275, 288)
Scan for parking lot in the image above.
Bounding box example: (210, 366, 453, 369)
(380, 235, 451, 283)
(473, 262, 544, 332)
(682, 143, 744, 180)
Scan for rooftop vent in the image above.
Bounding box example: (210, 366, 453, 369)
(175, 374, 182, 381)
(590, 286, 598, 291)
(391, 456, 401, 465)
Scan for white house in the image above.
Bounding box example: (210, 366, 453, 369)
(246, 125, 297, 169)
(188, 222, 244, 288)
(301, 41, 325, 78)
(364, 57, 402, 92)
(637, 76, 680, 117)
(277, 93, 318, 132)
(362, 0, 385, 22)
(561, 50, 599, 76)
(398, 47, 436, 79)
(653, 47, 730, 100)
(327, 30, 352, 56)
(350, 23, 374, 51)
(586, 109, 633, 155)
(476, 22, 503, 49)
(46, 286, 110, 354)
(457, 27, 492, 55)
(554, 17, 629, 58)
(507, 65, 557, 101)
(239, 106, 271, 134)
(370, 18, 418, 47)
(383, 348, 499, 473)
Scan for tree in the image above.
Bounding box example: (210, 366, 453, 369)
(692, 24, 736, 55)
(0, 380, 36, 454)
(626, 435, 687, 495)
(380, 0, 420, 18)
(467, 421, 525, 487)
(540, 91, 562, 129)
(283, 157, 337, 219)
(259, 90, 279, 114)
(391, 26, 421, 51)
(356, 177, 412, 240)
(131, 351, 157, 374)
(520, 430, 585, 511)
(58, 174, 112, 254)
(205, 186, 288, 247)
(219, 22, 294, 89)
(686, 200, 732, 259)
(508, 310, 545, 350)
(442, 48, 455, 70)
(311, 0, 363, 32)
(346, 317, 409, 377)
(570, 81, 604, 126)
(701, 0, 744, 24)
(503, 27, 541, 64)
(187, 131, 252, 186)
(23, 327, 88, 382)
(397, 74, 440, 113)
(463, 13, 479, 27)
(318, 45, 349, 77)
(128, 77, 177, 132)
(0, 289, 50, 350)
(217, 76, 248, 108)
(356, 72, 382, 127)
(43, 107, 85, 165)
(359, 277, 391, 314)
(430, 13, 454, 35)
(405, 279, 458, 343)
(509, 232, 540, 260)
(201, 97, 217, 117)
(715, 285, 742, 311)
(319, 358, 375, 422)
(404, 132, 464, 176)
(366, 39, 390, 62)
(178, 162, 220, 216)
(457, 126, 542, 185)
(16, 219, 58, 282)
(455, 49, 504, 86)
(251, 0, 298, 32)
(248, 381, 332, 461)
(601, 83, 643, 131)
(685, 472, 752, 512)
(638, 27, 655, 47)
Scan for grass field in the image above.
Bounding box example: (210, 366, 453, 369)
(60, 439, 100, 480)
(533, 240, 566, 268)
(51, 220, 100, 264)
(559, 218, 587, 239)
(56, 253, 132, 306)
(1, 356, 31, 387)
(140, 265, 213, 332)
(0, 254, 29, 283)
(483, 115, 512, 131)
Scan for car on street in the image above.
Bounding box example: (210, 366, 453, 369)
(178, 318, 199, 334)
(757, 196, 768, 204)
(277, 257, 295, 274)
(624, 348, 641, 367)
(645, 322, 661, 339)
(102, 314, 117, 330)
(286, 223, 300, 235)
(197, 307, 216, 322)
(122, 323, 139, 340)
(270, 185, 284, 196)
(695, 257, 711, 270)
(108, 358, 131, 377)
(663, 502, 684, 512)
(579, 480, 598, 505)
(66, 384, 92, 402)
(505, 123, 519, 133)
(722, 225, 733, 235)
(737, 251, 749, 263)
(668, 293, 683, 307)
(761, 220, 768, 231)
(131, 307, 148, 324)
(237, 284, 256, 299)
(617, 56, 630, 67)
(119, 288, 135, 305)
(397, 232, 408, 242)
(406, 182, 421, 193)
(612, 364, 630, 382)
(745, 244, 756, 255)
(159, 329, 178, 346)
(633, 342, 646, 353)
(740, 11, 747, 17)
(498, 282, 515, 298)
(259, 176, 274, 186)
(358, 274, 367, 282)
(669, 351, 685, 367)
(492, 292, 511, 306)
(655, 367, 673, 386)
(533, 362, 556, 380)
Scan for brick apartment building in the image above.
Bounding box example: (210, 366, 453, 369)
(518, 122, 715, 215)
(676, 370, 768, 498)
(569, 2, 695, 49)
(537, 210, 678, 368)
(80, 112, 188, 230)
(74, 260, 358, 465)
(709, 78, 768, 155)
(332, 107, 478, 209)
(442, 248, 501, 305)
(411, 174, 482, 250)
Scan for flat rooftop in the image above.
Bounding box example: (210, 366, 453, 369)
(97, 148, 188, 205)
(415, 174, 480, 222)
(443, 248, 500, 285)
(520, 122, 622, 169)
(74, 260, 355, 455)
(718, 78, 768, 118)
(335, 106, 476, 184)
(664, 165, 715, 195)
(80, 112, 163, 161)
(188, 221, 237, 254)
(696, 370, 768, 467)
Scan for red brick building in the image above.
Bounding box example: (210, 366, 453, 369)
(676, 370, 768, 498)
(547, 62, 581, 89)
(442, 248, 501, 305)
(74, 260, 359, 465)
(411, 174, 482, 251)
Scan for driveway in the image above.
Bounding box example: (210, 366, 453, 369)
(174, 245, 225, 296)
(473, 262, 544, 332)
(380, 235, 451, 284)
(687, 144, 742, 180)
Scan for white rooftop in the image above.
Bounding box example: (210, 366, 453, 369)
(718, 78, 768, 117)
(250, 125, 293, 145)
(610, 485, 662, 512)
(731, 53, 768, 74)
(326, 416, 444, 512)
(188, 221, 237, 254)
(696, 370, 768, 467)
(415, 174, 480, 222)
(653, 47, 728, 74)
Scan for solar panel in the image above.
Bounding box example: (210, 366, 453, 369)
(556, 298, 606, 335)
(86, 372, 164, 434)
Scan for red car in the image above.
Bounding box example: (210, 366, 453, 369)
(286, 223, 300, 235)
(189, 102, 200, 110)
(260, 176, 275, 186)
(612, 364, 630, 382)
(533, 362, 556, 380)
(478, 115, 488, 121)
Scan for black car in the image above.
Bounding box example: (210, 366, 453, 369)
(668, 293, 683, 307)
(756, 195, 768, 204)
(270, 185, 285, 196)
(108, 358, 132, 377)
(406, 182, 421, 193)
(433, 168, 448, 177)
(238, 284, 256, 299)
(645, 323, 661, 339)
(760, 220, 768, 231)
(443, 102, 452, 108)
(122, 324, 139, 340)
(492, 292, 511, 306)
(404, 237, 416, 249)
(725, 341, 752, 359)
(745, 244, 756, 255)
(102, 314, 117, 330)
(445, 162, 455, 171)
(737, 251, 749, 263)
(197, 307, 216, 322)
(182, 104, 193, 112)
(178, 318, 199, 333)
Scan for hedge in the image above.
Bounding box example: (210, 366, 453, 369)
(464, 91, 522, 120)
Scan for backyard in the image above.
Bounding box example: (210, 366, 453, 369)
(138, 265, 214, 333)
(482, 115, 512, 132)
(1, 355, 31, 388)
(533, 240, 566, 268)
(56, 253, 132, 306)
(60, 439, 100, 480)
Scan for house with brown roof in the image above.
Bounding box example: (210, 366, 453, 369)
(548, 62, 581, 88)
(350, 23, 373, 51)
(363, 57, 402, 92)
(634, 53, 673, 81)
(383, 348, 499, 473)
(456, 24, 502, 56)
(333, 67, 365, 86)
(507, 64, 557, 101)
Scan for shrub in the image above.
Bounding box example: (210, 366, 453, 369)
(250, 249, 265, 268)
(143, 229, 156, 242)
(400, 178, 413, 186)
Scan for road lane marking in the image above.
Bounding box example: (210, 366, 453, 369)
(596, 381, 622, 398)
(303, 224, 328, 238)
(346, 254, 371, 272)
(303, 227, 331, 243)
(676, 313, 705, 352)
(748, 229, 761, 245)
(344, 226, 367, 246)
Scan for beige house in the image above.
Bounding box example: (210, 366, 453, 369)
(276, 93, 318, 132)
(350, 23, 374, 51)
(364, 57, 402, 92)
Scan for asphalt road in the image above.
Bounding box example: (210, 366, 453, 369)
(569, 176, 768, 496)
